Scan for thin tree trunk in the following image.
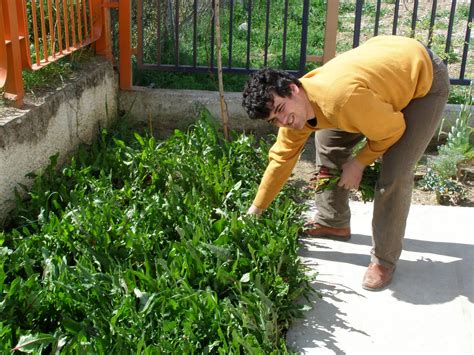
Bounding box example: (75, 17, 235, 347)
(214, 0, 229, 140)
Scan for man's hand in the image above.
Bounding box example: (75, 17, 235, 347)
(247, 204, 263, 216)
(338, 158, 366, 190)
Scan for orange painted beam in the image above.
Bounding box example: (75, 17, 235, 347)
(0, 0, 8, 88)
(119, 0, 132, 89)
(94, 1, 112, 61)
(2, 0, 25, 106)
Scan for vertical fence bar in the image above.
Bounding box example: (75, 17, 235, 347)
(193, 0, 197, 67)
(88, 0, 94, 40)
(428, 0, 437, 47)
(82, 0, 88, 38)
(39, 0, 48, 61)
(444, 0, 456, 64)
(70, 0, 77, 48)
(211, 0, 215, 68)
(137, 0, 143, 66)
(47, 0, 55, 58)
(411, 0, 418, 36)
(174, 0, 179, 66)
(63, 0, 70, 50)
(374, 0, 381, 36)
(228, 0, 233, 68)
(459, 0, 473, 81)
(119, 0, 132, 89)
(392, 0, 399, 35)
(245, 0, 250, 69)
(298, 0, 309, 74)
(281, 0, 288, 69)
(353, 0, 363, 47)
(157, 0, 161, 65)
(56, 0, 63, 54)
(18, 0, 31, 70)
(323, 0, 338, 63)
(263, 0, 269, 67)
(31, 0, 41, 65)
(77, 0, 83, 44)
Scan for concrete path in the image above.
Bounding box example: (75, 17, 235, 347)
(286, 201, 473, 355)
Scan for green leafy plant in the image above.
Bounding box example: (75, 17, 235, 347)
(1, 111, 313, 353)
(311, 161, 381, 203)
(419, 87, 473, 204)
(419, 169, 467, 205)
(438, 89, 474, 158)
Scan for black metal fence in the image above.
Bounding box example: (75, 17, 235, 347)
(134, 0, 312, 76)
(351, 0, 473, 85)
(132, 0, 473, 85)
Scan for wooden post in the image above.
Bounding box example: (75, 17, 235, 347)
(323, 0, 339, 64)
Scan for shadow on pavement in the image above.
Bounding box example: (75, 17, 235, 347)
(299, 233, 474, 304)
(287, 280, 369, 354)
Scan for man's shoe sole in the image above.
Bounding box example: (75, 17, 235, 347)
(304, 232, 351, 241)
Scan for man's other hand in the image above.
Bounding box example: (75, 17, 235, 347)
(338, 158, 366, 190)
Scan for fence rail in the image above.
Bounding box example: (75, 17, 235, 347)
(0, 0, 109, 107)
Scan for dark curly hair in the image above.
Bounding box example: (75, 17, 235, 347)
(242, 68, 302, 119)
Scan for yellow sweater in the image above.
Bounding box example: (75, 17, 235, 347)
(253, 36, 433, 209)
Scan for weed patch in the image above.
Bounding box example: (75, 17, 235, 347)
(0, 112, 313, 353)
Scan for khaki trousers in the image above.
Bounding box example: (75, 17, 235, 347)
(314, 49, 450, 267)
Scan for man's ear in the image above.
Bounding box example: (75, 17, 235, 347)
(289, 83, 300, 95)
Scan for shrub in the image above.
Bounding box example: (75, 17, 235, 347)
(419, 87, 473, 204)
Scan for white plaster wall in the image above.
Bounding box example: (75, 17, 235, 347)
(119, 88, 473, 141)
(0, 58, 118, 224)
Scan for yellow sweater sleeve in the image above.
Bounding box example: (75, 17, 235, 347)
(252, 126, 312, 209)
(338, 87, 406, 165)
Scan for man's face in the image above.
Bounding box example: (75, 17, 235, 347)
(266, 83, 310, 130)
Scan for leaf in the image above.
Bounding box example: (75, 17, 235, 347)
(134, 132, 145, 146)
(240, 273, 250, 283)
(12, 333, 56, 353)
(61, 318, 83, 334)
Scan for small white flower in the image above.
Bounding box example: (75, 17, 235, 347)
(238, 22, 248, 32)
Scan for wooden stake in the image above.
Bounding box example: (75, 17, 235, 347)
(214, 0, 229, 140)
(148, 112, 153, 135)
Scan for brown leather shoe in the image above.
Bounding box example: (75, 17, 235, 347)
(303, 222, 351, 241)
(362, 263, 395, 291)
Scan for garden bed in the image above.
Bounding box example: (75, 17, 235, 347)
(0, 114, 313, 353)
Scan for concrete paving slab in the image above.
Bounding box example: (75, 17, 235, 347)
(286, 201, 473, 355)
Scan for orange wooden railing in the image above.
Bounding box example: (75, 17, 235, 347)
(0, 0, 112, 107)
